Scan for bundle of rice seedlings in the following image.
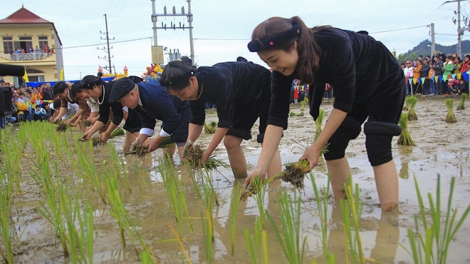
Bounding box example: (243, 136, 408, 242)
(82, 119, 92, 127)
(109, 127, 125, 138)
(125, 146, 148, 157)
(241, 142, 328, 200)
(183, 142, 227, 169)
(203, 121, 217, 134)
(403, 97, 410, 111)
(78, 136, 102, 146)
(406, 96, 418, 121)
(445, 98, 457, 123)
(300, 99, 307, 112)
(124, 137, 175, 156)
(289, 111, 304, 117)
(397, 113, 415, 145)
(457, 93, 468, 110)
(56, 122, 67, 132)
(315, 109, 325, 140)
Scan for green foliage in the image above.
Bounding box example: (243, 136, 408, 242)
(404, 175, 470, 264)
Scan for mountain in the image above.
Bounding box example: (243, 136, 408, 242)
(403, 39, 470, 59)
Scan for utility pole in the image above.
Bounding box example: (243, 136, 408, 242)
(430, 23, 436, 57)
(97, 14, 114, 74)
(150, 0, 194, 64)
(443, 0, 469, 58)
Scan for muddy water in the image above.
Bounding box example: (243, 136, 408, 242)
(6, 97, 470, 263)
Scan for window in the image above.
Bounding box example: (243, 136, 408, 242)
(2, 36, 13, 54)
(38, 36, 48, 52)
(17, 36, 33, 53)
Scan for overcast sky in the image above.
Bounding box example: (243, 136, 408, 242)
(2, 0, 470, 80)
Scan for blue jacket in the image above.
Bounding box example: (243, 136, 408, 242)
(134, 80, 189, 141)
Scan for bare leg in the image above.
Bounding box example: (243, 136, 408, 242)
(373, 160, 399, 212)
(326, 157, 351, 200)
(224, 135, 247, 179)
(264, 145, 282, 177)
(176, 145, 185, 163)
(123, 131, 138, 153)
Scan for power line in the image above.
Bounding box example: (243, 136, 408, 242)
(369, 25, 429, 35)
(58, 37, 152, 49)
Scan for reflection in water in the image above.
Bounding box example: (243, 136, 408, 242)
(399, 160, 410, 179)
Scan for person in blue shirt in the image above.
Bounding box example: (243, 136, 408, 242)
(109, 77, 190, 161)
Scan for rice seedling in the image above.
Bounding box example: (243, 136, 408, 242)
(404, 175, 470, 264)
(125, 136, 174, 156)
(457, 92, 467, 110)
(397, 113, 415, 146)
(339, 178, 365, 264)
(300, 98, 307, 112)
(182, 142, 227, 170)
(315, 109, 325, 140)
(244, 219, 264, 264)
(403, 97, 410, 111)
(0, 132, 23, 192)
(109, 127, 125, 138)
(310, 174, 334, 261)
(203, 121, 217, 134)
(289, 111, 304, 117)
(229, 182, 242, 255)
(445, 98, 457, 123)
(168, 222, 193, 264)
(406, 96, 418, 121)
(0, 168, 15, 264)
(105, 175, 128, 247)
(105, 174, 156, 262)
(62, 194, 95, 264)
(33, 162, 70, 257)
(199, 173, 219, 242)
(253, 178, 269, 230)
(266, 191, 308, 264)
(81, 119, 92, 128)
(159, 161, 193, 232)
(74, 139, 108, 203)
(241, 148, 328, 201)
(201, 210, 214, 264)
(56, 121, 68, 132)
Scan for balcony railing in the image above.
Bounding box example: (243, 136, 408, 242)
(9, 52, 52, 61)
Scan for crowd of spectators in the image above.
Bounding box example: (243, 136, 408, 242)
(0, 79, 77, 127)
(401, 51, 470, 96)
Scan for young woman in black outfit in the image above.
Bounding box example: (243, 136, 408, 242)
(160, 60, 282, 179)
(246, 16, 406, 211)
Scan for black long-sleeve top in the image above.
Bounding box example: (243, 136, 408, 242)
(189, 61, 271, 127)
(97, 81, 124, 126)
(269, 28, 404, 129)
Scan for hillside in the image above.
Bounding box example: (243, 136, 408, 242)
(404, 39, 470, 59)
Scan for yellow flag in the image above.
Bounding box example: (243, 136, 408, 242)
(23, 69, 29, 83)
(59, 68, 64, 81)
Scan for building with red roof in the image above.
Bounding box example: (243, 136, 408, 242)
(0, 5, 64, 85)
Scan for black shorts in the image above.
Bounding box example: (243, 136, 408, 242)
(123, 108, 141, 133)
(225, 100, 269, 143)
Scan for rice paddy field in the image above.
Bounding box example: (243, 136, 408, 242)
(1, 97, 470, 264)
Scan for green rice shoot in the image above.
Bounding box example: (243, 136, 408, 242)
(397, 113, 415, 146)
(457, 93, 467, 110)
(203, 121, 217, 134)
(445, 99, 457, 123)
(406, 96, 418, 121)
